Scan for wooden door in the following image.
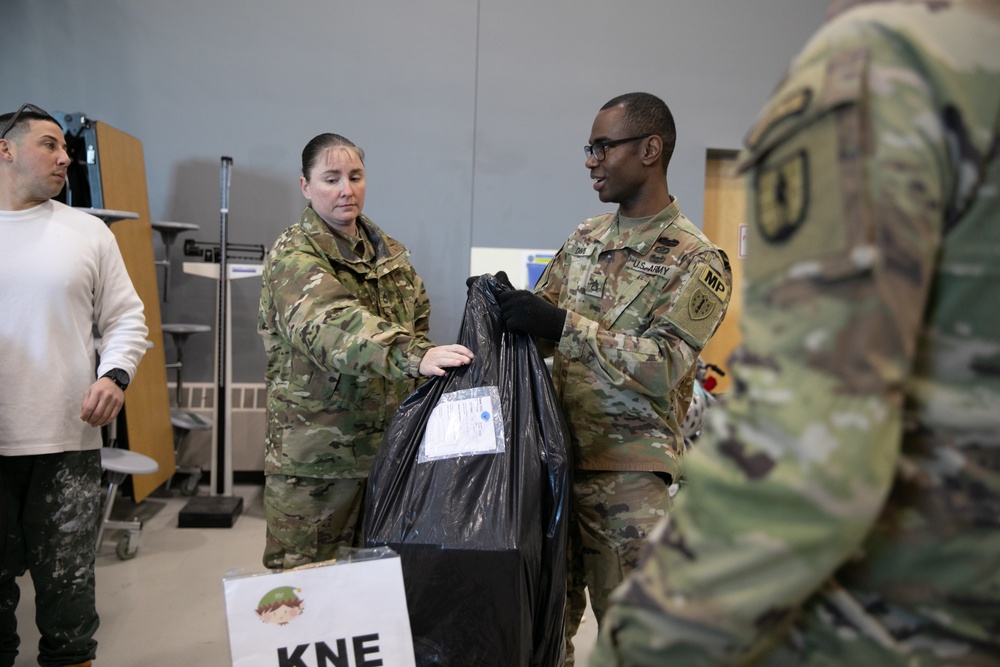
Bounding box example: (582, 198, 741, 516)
(700, 149, 746, 394)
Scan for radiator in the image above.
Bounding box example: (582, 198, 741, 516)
(169, 382, 266, 472)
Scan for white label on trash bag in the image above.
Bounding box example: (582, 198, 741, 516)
(418, 386, 506, 462)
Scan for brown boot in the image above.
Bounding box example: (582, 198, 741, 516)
(65, 662, 92, 667)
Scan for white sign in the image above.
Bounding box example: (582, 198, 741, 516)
(223, 554, 415, 667)
(469, 247, 558, 289)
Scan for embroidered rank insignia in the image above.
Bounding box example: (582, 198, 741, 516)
(755, 149, 808, 243)
(585, 272, 606, 296)
(688, 288, 717, 321)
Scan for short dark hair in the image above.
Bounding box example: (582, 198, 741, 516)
(601, 92, 676, 169)
(301, 133, 365, 180)
(0, 104, 60, 143)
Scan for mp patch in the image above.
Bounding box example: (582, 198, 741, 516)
(755, 149, 808, 243)
(665, 261, 730, 348)
(697, 264, 729, 301)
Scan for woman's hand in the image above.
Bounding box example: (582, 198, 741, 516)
(419, 344, 475, 377)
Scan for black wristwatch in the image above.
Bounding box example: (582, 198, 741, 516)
(101, 368, 131, 392)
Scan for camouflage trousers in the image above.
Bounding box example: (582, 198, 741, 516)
(0, 451, 102, 667)
(262, 474, 366, 570)
(564, 470, 672, 665)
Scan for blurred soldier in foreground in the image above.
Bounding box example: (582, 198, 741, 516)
(591, 1, 1000, 665)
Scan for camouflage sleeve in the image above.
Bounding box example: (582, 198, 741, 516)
(262, 238, 431, 381)
(411, 271, 431, 340)
(592, 12, 955, 665)
(542, 247, 729, 401)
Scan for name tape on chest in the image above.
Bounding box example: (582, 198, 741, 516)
(628, 257, 674, 278)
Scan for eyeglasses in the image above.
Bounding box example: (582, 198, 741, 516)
(0, 103, 52, 139)
(584, 134, 653, 162)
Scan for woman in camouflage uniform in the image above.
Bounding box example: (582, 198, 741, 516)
(258, 133, 473, 570)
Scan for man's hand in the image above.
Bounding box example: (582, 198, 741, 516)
(419, 344, 475, 377)
(496, 290, 567, 341)
(81, 377, 125, 427)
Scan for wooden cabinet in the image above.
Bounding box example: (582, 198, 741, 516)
(92, 122, 175, 502)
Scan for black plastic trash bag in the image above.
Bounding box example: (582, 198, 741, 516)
(363, 274, 571, 667)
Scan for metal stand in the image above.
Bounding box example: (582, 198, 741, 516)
(178, 157, 244, 528)
(151, 220, 200, 301)
(161, 323, 212, 495)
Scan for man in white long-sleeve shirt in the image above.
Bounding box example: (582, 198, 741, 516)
(0, 103, 148, 667)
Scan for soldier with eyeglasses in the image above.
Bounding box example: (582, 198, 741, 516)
(491, 91, 732, 664)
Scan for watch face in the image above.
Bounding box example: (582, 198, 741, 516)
(104, 369, 129, 390)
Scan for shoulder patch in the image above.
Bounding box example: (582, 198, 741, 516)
(746, 88, 812, 150)
(755, 149, 808, 243)
(665, 263, 730, 349)
(688, 288, 718, 321)
(697, 264, 729, 301)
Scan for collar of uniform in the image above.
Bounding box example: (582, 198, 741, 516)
(297, 205, 363, 263)
(298, 207, 358, 257)
(329, 218, 374, 261)
(297, 205, 407, 269)
(598, 197, 682, 255)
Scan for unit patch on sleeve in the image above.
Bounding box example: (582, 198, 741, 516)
(745, 88, 811, 150)
(697, 264, 729, 301)
(665, 262, 730, 348)
(688, 289, 717, 321)
(755, 149, 808, 243)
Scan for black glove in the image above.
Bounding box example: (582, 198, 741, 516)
(496, 290, 566, 341)
(466, 271, 512, 296)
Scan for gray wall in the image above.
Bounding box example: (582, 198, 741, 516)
(3, 0, 826, 383)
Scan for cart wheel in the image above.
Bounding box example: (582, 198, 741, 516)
(116, 535, 138, 560)
(182, 474, 199, 496)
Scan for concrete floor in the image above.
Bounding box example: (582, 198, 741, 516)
(12, 483, 598, 666)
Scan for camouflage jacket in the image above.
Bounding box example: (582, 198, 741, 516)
(593, 2, 1000, 665)
(534, 198, 731, 479)
(258, 207, 434, 479)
